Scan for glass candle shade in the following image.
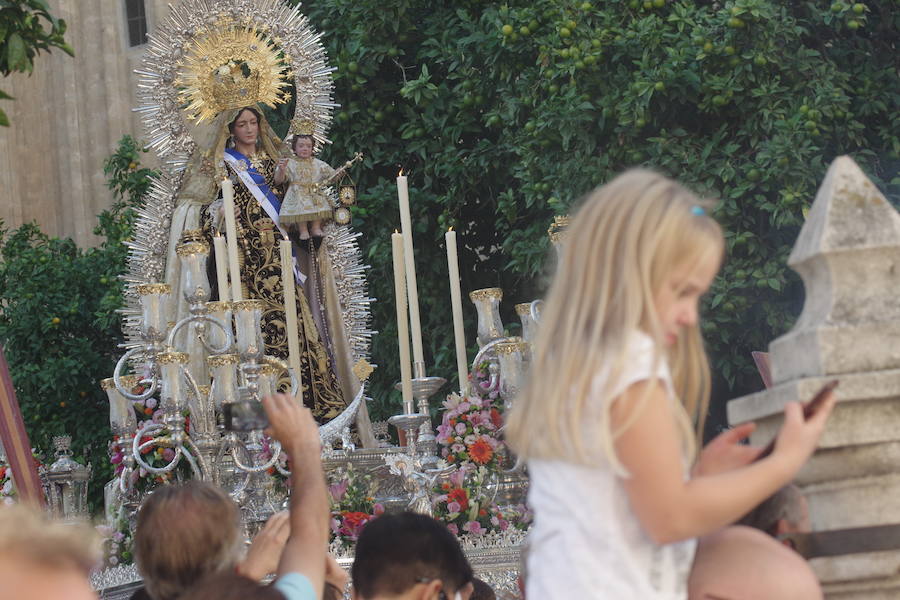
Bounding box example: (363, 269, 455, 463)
(177, 241, 211, 305)
(257, 357, 284, 399)
(205, 301, 233, 351)
(495, 337, 528, 411)
(233, 300, 265, 358)
(515, 302, 539, 345)
(157, 350, 190, 413)
(469, 288, 505, 348)
(137, 283, 172, 343)
(208, 353, 240, 410)
(101, 375, 139, 435)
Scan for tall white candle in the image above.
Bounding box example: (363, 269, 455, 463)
(392, 232, 414, 414)
(221, 178, 243, 302)
(396, 173, 425, 369)
(279, 241, 304, 405)
(445, 228, 469, 395)
(213, 234, 231, 303)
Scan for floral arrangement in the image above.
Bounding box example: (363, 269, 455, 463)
(0, 463, 14, 505)
(0, 448, 43, 505)
(108, 380, 192, 492)
(328, 464, 383, 549)
(258, 435, 290, 492)
(432, 465, 531, 537)
(436, 362, 506, 470)
(96, 513, 133, 568)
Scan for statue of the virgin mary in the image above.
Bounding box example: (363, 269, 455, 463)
(134, 10, 375, 444)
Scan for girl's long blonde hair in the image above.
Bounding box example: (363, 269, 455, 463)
(505, 169, 723, 473)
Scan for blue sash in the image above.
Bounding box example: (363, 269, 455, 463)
(224, 148, 282, 214)
(224, 148, 307, 284)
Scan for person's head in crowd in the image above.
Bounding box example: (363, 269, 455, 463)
(0, 502, 100, 600)
(181, 571, 284, 600)
(738, 484, 810, 541)
(181, 553, 348, 600)
(351, 512, 474, 600)
(134, 481, 243, 600)
(469, 578, 495, 600)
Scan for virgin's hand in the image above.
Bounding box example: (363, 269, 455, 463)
(774, 392, 837, 471)
(694, 422, 761, 477)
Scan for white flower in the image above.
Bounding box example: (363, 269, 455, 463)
(217, 65, 231, 76)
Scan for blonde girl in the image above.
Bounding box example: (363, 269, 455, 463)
(505, 169, 834, 600)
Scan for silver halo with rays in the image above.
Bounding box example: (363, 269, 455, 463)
(121, 0, 374, 381)
(134, 0, 337, 162)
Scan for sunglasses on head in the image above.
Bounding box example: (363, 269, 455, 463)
(414, 577, 463, 600)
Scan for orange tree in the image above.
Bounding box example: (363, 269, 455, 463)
(0, 136, 155, 509)
(287, 0, 899, 430)
(0, 0, 73, 125)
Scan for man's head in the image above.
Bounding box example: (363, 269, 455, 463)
(134, 481, 243, 600)
(0, 503, 100, 600)
(352, 512, 473, 600)
(739, 484, 810, 539)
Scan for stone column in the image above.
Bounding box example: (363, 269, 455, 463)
(728, 156, 900, 599)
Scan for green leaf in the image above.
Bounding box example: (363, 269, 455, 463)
(0, 108, 8, 127)
(5, 33, 28, 72)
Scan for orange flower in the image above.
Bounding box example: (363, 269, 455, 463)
(490, 408, 503, 429)
(447, 488, 469, 511)
(468, 438, 494, 465)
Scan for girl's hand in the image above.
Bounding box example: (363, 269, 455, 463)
(773, 391, 837, 471)
(694, 422, 762, 477)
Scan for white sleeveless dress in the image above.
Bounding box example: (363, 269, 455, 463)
(526, 332, 697, 599)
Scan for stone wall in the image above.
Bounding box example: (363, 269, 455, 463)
(728, 156, 900, 599)
(0, 0, 168, 247)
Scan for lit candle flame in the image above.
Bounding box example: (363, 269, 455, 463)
(448, 226, 454, 232)
(398, 168, 404, 177)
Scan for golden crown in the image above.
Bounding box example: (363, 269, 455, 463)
(289, 118, 316, 136)
(176, 27, 291, 123)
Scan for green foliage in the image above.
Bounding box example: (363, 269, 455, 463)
(284, 0, 899, 426)
(0, 136, 156, 512)
(0, 0, 73, 125)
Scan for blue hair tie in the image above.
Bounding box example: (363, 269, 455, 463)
(690, 205, 706, 216)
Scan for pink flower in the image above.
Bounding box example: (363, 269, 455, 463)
(328, 479, 350, 502)
(330, 517, 341, 534)
(449, 469, 466, 487)
(454, 422, 467, 435)
(145, 398, 158, 409)
(373, 503, 385, 516)
(443, 395, 462, 411)
(451, 443, 465, 454)
(110, 452, 123, 465)
(162, 448, 176, 462)
(447, 501, 461, 514)
(463, 521, 484, 535)
(446, 523, 459, 536)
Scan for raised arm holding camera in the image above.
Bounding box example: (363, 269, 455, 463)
(263, 393, 330, 600)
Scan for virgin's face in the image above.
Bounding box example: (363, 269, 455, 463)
(294, 137, 314, 159)
(231, 110, 259, 147)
